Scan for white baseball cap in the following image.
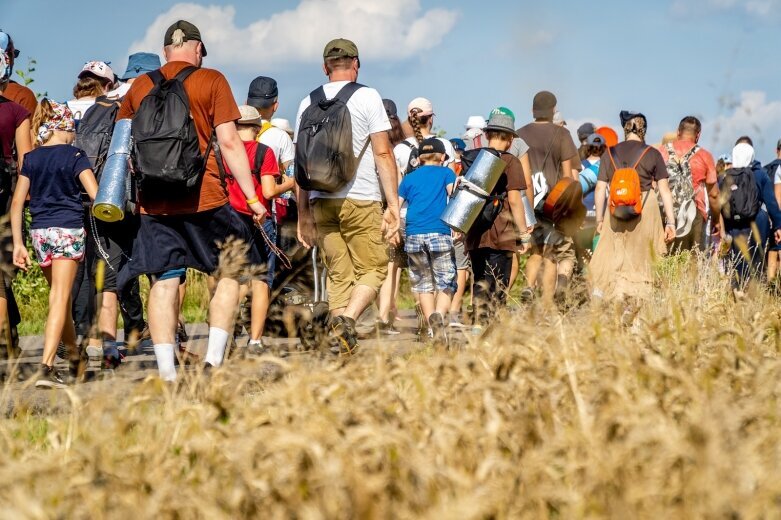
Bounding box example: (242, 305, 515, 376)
(78, 61, 115, 83)
(465, 115, 486, 130)
(408, 97, 434, 117)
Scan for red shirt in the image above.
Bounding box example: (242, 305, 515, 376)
(224, 140, 278, 215)
(660, 139, 717, 219)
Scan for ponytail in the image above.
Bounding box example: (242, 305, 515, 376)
(409, 108, 425, 144)
(32, 98, 55, 147)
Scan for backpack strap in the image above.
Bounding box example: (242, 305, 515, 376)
(173, 65, 198, 84)
(333, 82, 365, 104)
(257, 121, 274, 138)
(632, 146, 652, 169)
(309, 86, 327, 105)
(147, 69, 165, 87)
(253, 142, 270, 179)
(681, 144, 700, 162)
(665, 142, 678, 163)
(0, 95, 9, 104)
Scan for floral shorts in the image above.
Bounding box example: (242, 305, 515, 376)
(31, 227, 86, 267)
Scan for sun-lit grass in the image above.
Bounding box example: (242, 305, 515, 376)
(1, 252, 780, 517)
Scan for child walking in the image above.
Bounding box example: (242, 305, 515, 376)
(10, 99, 98, 388)
(224, 106, 294, 355)
(398, 138, 457, 343)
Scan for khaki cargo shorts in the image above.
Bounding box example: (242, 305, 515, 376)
(312, 198, 388, 310)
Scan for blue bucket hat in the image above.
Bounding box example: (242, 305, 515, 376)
(122, 52, 161, 80)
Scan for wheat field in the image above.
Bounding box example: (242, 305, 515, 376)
(0, 253, 780, 519)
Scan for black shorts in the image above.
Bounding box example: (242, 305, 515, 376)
(118, 204, 252, 290)
(239, 213, 274, 285)
(90, 215, 139, 293)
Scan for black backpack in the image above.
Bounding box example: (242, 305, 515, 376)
(73, 95, 121, 180)
(131, 66, 209, 189)
(721, 167, 761, 223)
(295, 83, 369, 192)
(459, 148, 509, 233)
(399, 140, 420, 175)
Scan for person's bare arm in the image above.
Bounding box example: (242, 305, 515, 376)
(14, 119, 32, 172)
(707, 181, 721, 221)
(657, 178, 677, 242)
(520, 152, 534, 230)
(371, 131, 400, 243)
(507, 189, 530, 254)
(78, 169, 99, 200)
(10, 175, 31, 270)
(216, 121, 266, 220)
(594, 180, 608, 235)
(296, 184, 317, 249)
(261, 175, 295, 200)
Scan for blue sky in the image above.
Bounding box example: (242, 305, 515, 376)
(5, 0, 781, 161)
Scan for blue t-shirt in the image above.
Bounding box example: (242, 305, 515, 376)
(21, 144, 91, 229)
(398, 164, 456, 235)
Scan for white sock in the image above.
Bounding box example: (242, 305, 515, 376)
(248, 339, 262, 346)
(153, 343, 176, 381)
(205, 327, 229, 367)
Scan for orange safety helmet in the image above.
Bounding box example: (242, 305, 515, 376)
(596, 126, 619, 148)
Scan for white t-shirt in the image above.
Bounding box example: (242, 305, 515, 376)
(106, 82, 131, 99)
(258, 120, 295, 166)
(294, 80, 390, 201)
(773, 165, 781, 185)
(66, 98, 97, 122)
(394, 136, 456, 174)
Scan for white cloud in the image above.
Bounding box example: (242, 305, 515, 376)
(129, 1, 459, 69)
(705, 91, 781, 156)
(520, 29, 554, 50)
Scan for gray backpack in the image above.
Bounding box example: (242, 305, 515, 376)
(294, 83, 369, 192)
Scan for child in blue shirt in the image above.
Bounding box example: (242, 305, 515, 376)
(398, 138, 457, 343)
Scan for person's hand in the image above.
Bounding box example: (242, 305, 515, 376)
(381, 206, 400, 243)
(526, 225, 535, 234)
(248, 201, 267, 226)
(664, 224, 676, 243)
(297, 210, 317, 249)
(13, 244, 30, 271)
(775, 229, 781, 244)
(517, 243, 531, 255)
(452, 231, 463, 243)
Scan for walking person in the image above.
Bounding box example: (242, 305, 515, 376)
(398, 138, 457, 343)
(517, 91, 581, 305)
(766, 140, 781, 283)
(0, 32, 37, 115)
(0, 41, 32, 355)
(659, 116, 720, 252)
(464, 109, 531, 330)
(10, 100, 98, 387)
(590, 111, 676, 309)
(117, 20, 267, 380)
(295, 38, 400, 353)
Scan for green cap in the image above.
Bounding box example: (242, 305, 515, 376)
(164, 20, 207, 56)
(323, 38, 359, 59)
(489, 106, 515, 120)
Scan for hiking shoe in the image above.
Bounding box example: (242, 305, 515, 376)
(429, 312, 448, 346)
(327, 316, 359, 356)
(102, 345, 124, 370)
(520, 287, 535, 303)
(376, 319, 400, 335)
(448, 316, 467, 328)
(35, 364, 68, 389)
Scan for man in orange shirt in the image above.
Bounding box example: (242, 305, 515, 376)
(0, 32, 36, 116)
(660, 116, 721, 252)
(118, 21, 266, 380)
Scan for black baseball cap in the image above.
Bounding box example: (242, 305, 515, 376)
(247, 76, 278, 108)
(620, 110, 646, 127)
(164, 20, 207, 56)
(382, 99, 397, 118)
(419, 137, 449, 160)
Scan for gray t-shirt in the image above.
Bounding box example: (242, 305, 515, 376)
(508, 137, 530, 159)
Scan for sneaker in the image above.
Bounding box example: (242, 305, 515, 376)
(448, 316, 467, 328)
(327, 316, 359, 356)
(376, 319, 400, 335)
(520, 287, 535, 303)
(35, 364, 68, 389)
(429, 312, 448, 346)
(85, 344, 102, 362)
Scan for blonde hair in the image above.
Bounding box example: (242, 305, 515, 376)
(419, 152, 444, 165)
(32, 98, 55, 147)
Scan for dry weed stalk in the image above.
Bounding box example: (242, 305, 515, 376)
(0, 254, 780, 518)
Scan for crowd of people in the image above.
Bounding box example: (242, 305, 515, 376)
(1, 22, 780, 389)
